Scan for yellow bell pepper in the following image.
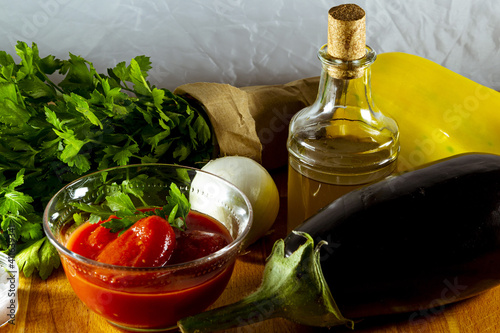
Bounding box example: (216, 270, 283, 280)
(371, 52, 500, 172)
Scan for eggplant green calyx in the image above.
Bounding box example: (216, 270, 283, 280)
(178, 231, 354, 332)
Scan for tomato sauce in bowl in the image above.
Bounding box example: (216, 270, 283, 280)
(63, 211, 234, 330)
(43, 164, 253, 331)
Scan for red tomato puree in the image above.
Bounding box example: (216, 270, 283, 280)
(63, 211, 234, 329)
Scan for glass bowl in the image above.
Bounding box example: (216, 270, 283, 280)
(43, 164, 253, 331)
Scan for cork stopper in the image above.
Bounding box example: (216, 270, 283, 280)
(327, 4, 366, 61)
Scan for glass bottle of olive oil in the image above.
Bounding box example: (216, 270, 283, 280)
(287, 4, 400, 232)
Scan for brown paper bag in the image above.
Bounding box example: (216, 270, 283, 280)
(174, 77, 319, 169)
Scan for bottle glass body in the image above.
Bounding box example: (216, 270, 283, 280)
(287, 45, 400, 231)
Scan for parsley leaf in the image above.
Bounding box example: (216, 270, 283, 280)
(16, 238, 44, 278)
(105, 192, 137, 215)
(160, 183, 190, 229)
(16, 237, 60, 280)
(20, 220, 43, 241)
(38, 238, 61, 280)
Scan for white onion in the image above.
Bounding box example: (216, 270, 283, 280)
(192, 156, 280, 247)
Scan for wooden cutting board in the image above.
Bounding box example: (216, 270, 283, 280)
(4, 168, 500, 333)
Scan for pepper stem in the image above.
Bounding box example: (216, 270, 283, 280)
(178, 232, 353, 332)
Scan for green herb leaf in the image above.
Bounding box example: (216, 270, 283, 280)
(16, 237, 60, 280)
(164, 183, 190, 221)
(16, 237, 44, 278)
(163, 183, 192, 227)
(0, 98, 31, 125)
(38, 239, 61, 279)
(20, 220, 43, 241)
(0, 191, 34, 215)
(101, 216, 140, 235)
(71, 202, 113, 219)
(129, 58, 151, 96)
(58, 53, 94, 96)
(64, 92, 103, 129)
(105, 192, 136, 216)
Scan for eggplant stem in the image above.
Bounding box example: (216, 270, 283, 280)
(178, 288, 284, 333)
(178, 232, 353, 332)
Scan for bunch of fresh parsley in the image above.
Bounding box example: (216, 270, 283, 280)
(0, 41, 213, 279)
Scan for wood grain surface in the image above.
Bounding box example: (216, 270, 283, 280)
(3, 167, 500, 333)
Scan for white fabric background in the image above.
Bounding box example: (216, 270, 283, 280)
(0, 0, 498, 90)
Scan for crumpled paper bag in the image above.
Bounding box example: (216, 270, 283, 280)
(175, 77, 319, 169)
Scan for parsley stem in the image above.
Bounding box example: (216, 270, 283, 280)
(34, 62, 65, 95)
(14, 85, 26, 108)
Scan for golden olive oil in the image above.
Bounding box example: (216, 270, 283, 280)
(287, 132, 397, 232)
(287, 165, 364, 232)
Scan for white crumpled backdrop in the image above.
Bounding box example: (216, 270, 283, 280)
(1, 0, 499, 90)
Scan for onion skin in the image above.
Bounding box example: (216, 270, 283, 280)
(200, 156, 280, 247)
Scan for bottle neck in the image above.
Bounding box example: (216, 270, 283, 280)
(315, 44, 376, 113)
(317, 70, 372, 112)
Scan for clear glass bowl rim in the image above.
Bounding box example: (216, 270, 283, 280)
(42, 163, 253, 273)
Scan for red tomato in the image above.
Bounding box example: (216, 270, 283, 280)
(87, 216, 119, 253)
(96, 215, 176, 267)
(69, 215, 119, 260)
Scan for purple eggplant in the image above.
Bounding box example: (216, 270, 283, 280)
(178, 153, 500, 332)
